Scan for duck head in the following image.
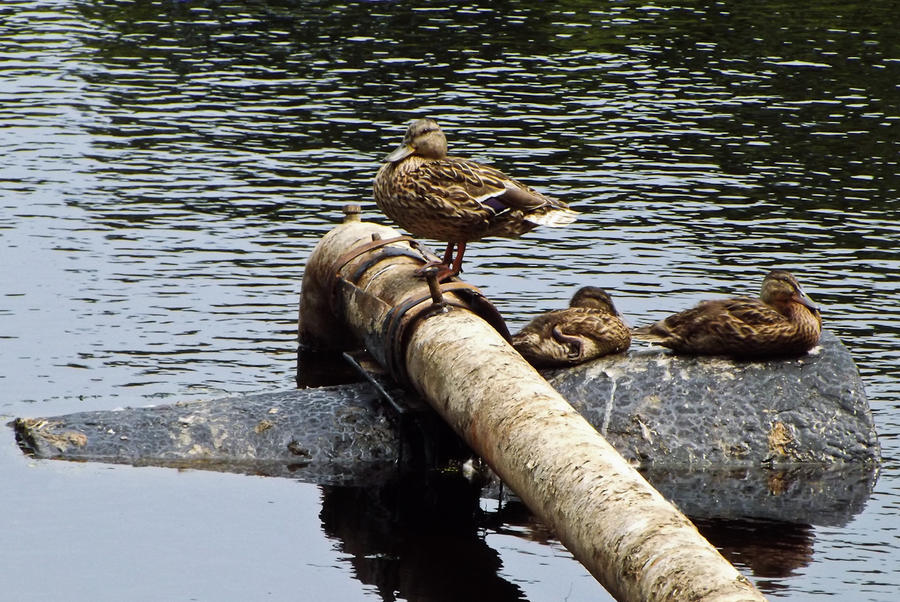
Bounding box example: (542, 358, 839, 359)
(384, 118, 448, 162)
(761, 270, 819, 312)
(569, 286, 620, 315)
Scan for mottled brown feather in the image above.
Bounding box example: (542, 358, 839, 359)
(373, 119, 576, 245)
(512, 287, 631, 368)
(635, 271, 822, 358)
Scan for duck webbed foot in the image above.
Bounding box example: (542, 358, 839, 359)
(413, 241, 465, 282)
(552, 326, 584, 361)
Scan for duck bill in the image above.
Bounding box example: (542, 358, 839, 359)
(384, 143, 414, 162)
(793, 288, 819, 311)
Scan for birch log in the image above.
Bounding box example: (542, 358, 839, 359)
(300, 209, 766, 602)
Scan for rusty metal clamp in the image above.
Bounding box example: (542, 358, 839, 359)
(380, 280, 512, 388)
(330, 235, 428, 316)
(333, 235, 417, 275)
(328, 232, 512, 387)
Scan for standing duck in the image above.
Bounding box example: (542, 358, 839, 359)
(512, 287, 631, 368)
(633, 270, 822, 358)
(373, 118, 577, 278)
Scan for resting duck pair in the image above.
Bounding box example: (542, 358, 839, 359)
(372, 119, 822, 366)
(513, 271, 822, 367)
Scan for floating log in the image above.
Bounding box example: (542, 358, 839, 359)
(295, 212, 765, 601)
(11, 376, 877, 526)
(19, 329, 873, 474)
(13, 385, 406, 484)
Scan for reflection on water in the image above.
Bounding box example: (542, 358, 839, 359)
(321, 472, 529, 602)
(318, 471, 835, 601)
(696, 518, 815, 589)
(1, 0, 899, 600)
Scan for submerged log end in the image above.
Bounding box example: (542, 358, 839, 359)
(13, 418, 89, 457)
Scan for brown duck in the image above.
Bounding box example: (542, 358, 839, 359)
(512, 287, 631, 368)
(633, 270, 822, 358)
(373, 118, 577, 277)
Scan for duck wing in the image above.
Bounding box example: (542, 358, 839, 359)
(553, 312, 632, 356)
(643, 297, 800, 355)
(654, 298, 784, 337)
(413, 157, 557, 214)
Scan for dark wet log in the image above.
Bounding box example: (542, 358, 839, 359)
(547, 330, 880, 467)
(13, 385, 405, 484)
(15, 333, 877, 479)
(11, 379, 878, 527)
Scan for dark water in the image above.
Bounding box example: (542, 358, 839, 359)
(1, 0, 898, 599)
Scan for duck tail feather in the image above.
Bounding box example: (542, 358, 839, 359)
(527, 207, 578, 227)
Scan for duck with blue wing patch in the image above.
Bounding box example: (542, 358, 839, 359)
(373, 118, 577, 280)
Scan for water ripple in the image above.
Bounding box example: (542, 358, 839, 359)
(1, 1, 898, 598)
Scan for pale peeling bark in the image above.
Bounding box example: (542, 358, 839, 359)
(406, 313, 763, 601)
(308, 215, 766, 601)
